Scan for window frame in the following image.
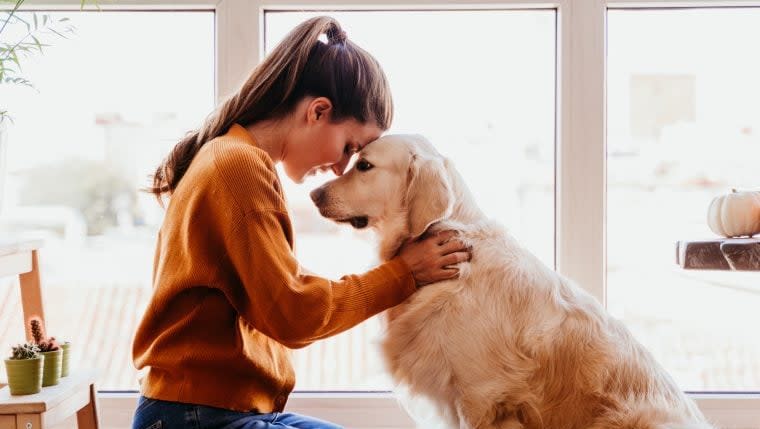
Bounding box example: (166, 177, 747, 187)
(14, 0, 760, 427)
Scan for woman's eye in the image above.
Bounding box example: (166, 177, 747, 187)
(356, 159, 374, 172)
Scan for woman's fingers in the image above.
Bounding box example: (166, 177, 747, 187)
(438, 238, 469, 256)
(437, 268, 460, 280)
(440, 251, 470, 268)
(435, 230, 458, 245)
(400, 229, 472, 287)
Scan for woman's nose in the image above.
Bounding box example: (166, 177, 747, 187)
(331, 156, 351, 176)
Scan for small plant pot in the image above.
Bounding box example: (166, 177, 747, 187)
(60, 342, 71, 377)
(4, 356, 43, 395)
(40, 349, 63, 387)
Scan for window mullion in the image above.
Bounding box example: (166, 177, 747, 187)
(555, 0, 607, 304)
(216, 0, 263, 105)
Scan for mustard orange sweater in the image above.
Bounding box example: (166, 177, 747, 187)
(132, 123, 416, 412)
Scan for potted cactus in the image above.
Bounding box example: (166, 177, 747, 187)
(29, 318, 62, 387)
(60, 340, 71, 377)
(4, 342, 43, 395)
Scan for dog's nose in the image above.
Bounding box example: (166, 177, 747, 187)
(310, 187, 326, 206)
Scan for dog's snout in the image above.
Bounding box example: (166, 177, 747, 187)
(310, 187, 326, 206)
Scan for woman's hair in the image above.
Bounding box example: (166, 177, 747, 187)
(148, 16, 393, 201)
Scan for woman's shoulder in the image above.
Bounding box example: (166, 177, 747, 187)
(203, 138, 286, 213)
(206, 137, 274, 174)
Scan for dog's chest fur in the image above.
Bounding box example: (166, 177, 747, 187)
(379, 222, 545, 425)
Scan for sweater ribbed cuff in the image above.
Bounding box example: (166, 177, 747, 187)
(382, 256, 417, 302)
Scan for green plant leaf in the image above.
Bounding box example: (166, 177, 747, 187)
(30, 35, 43, 52)
(1, 0, 101, 120)
(3, 76, 34, 88)
(0, 113, 16, 126)
(0, 0, 24, 36)
(47, 27, 69, 39)
(81, 0, 102, 11)
(4, 11, 31, 31)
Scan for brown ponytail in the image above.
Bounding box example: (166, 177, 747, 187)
(148, 16, 393, 203)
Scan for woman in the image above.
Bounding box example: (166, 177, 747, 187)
(131, 16, 470, 429)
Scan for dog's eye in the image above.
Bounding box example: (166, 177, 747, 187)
(356, 159, 374, 172)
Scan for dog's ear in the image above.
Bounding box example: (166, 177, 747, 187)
(406, 154, 455, 239)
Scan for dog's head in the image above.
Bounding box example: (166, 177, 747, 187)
(310, 134, 455, 243)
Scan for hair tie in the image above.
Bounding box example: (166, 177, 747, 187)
(328, 28, 347, 44)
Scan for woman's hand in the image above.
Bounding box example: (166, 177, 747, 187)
(398, 230, 471, 287)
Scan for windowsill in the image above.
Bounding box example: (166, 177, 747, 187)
(96, 391, 760, 429)
(99, 390, 418, 429)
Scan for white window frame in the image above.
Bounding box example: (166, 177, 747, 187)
(16, 0, 760, 427)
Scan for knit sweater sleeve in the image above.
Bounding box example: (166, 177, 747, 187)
(212, 142, 416, 349)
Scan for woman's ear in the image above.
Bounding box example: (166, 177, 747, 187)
(309, 97, 333, 122)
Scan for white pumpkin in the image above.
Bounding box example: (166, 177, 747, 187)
(707, 189, 760, 238)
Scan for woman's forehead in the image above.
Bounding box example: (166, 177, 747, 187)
(350, 121, 383, 147)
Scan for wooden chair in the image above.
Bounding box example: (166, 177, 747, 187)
(0, 239, 45, 342)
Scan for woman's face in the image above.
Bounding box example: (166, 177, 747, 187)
(283, 97, 383, 183)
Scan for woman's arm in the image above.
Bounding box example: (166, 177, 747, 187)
(224, 208, 415, 349)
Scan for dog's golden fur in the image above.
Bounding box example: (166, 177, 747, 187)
(312, 134, 715, 429)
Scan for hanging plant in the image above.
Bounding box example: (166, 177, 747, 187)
(1, 0, 98, 124)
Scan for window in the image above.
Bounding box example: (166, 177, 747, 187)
(3, 1, 760, 428)
(0, 10, 214, 390)
(265, 10, 556, 390)
(607, 8, 760, 391)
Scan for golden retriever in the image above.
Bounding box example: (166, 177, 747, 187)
(310, 134, 715, 429)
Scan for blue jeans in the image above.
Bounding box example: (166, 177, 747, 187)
(131, 396, 344, 429)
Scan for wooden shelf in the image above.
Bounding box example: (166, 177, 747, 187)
(676, 238, 760, 271)
(0, 370, 99, 429)
(0, 370, 96, 414)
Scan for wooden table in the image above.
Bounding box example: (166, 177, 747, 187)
(0, 238, 46, 341)
(676, 238, 760, 270)
(0, 370, 99, 429)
